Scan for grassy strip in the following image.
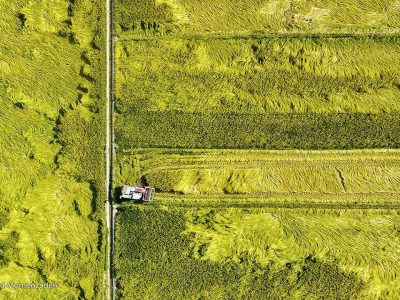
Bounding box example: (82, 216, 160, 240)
(115, 205, 400, 299)
(115, 112, 400, 150)
(116, 37, 400, 114)
(115, 0, 400, 37)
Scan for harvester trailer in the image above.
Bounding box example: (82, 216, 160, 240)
(120, 185, 155, 202)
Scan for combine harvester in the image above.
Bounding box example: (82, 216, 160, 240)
(120, 185, 155, 202)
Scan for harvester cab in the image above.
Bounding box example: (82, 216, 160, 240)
(120, 185, 155, 202)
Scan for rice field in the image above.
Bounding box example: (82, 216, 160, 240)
(115, 205, 400, 300)
(110, 1, 400, 299)
(4, 0, 400, 298)
(115, 148, 400, 205)
(115, 0, 400, 37)
(115, 36, 400, 150)
(114, 0, 400, 299)
(0, 0, 106, 298)
(116, 112, 400, 150)
(115, 37, 400, 114)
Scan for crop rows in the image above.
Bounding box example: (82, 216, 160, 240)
(116, 112, 400, 150)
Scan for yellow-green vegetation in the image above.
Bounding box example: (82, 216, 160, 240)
(115, 205, 400, 299)
(0, 0, 105, 298)
(115, 37, 400, 149)
(116, 148, 400, 206)
(114, 1, 400, 299)
(116, 37, 400, 114)
(115, 0, 400, 37)
(116, 112, 400, 149)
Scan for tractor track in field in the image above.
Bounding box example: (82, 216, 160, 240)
(116, 32, 400, 42)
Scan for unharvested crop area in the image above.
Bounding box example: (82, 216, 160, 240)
(113, 0, 400, 299)
(116, 112, 400, 149)
(115, 0, 400, 37)
(0, 0, 105, 298)
(115, 37, 400, 149)
(115, 205, 400, 299)
(116, 37, 400, 114)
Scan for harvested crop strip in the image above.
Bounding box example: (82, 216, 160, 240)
(115, 148, 400, 206)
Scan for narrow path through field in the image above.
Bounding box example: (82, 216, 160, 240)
(105, 0, 115, 298)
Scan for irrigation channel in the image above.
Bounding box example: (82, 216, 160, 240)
(105, 0, 116, 298)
